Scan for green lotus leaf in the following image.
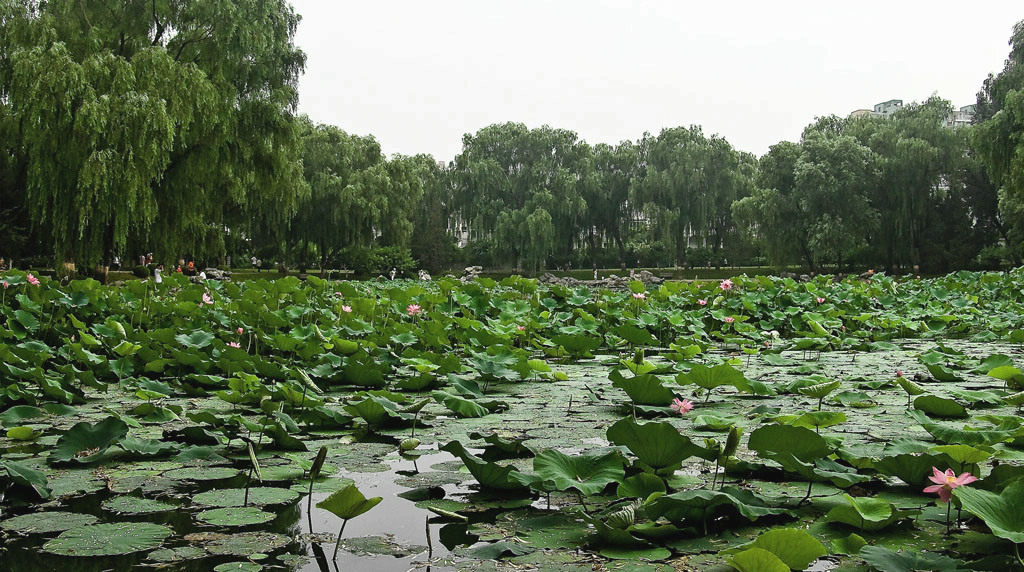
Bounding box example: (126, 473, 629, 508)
(343, 395, 411, 427)
(925, 363, 963, 382)
(727, 547, 790, 572)
(6, 426, 38, 440)
(872, 453, 954, 486)
(786, 411, 847, 430)
(646, 486, 791, 525)
(439, 440, 532, 490)
(913, 395, 968, 418)
(798, 380, 841, 399)
(175, 330, 215, 349)
(611, 324, 658, 347)
(192, 487, 300, 507)
(102, 495, 177, 514)
(721, 528, 827, 570)
(431, 390, 489, 418)
(316, 483, 383, 520)
(0, 405, 43, 427)
(118, 436, 180, 458)
(930, 444, 991, 467)
(858, 545, 968, 572)
(163, 466, 241, 481)
(1, 511, 98, 534)
(532, 449, 625, 496)
(824, 494, 919, 531)
(830, 533, 867, 555)
(609, 370, 674, 406)
(48, 416, 129, 465)
(616, 473, 667, 500)
(953, 478, 1024, 543)
(907, 410, 1019, 446)
(197, 507, 275, 526)
(43, 522, 172, 556)
(203, 532, 291, 556)
(675, 363, 752, 394)
(213, 562, 262, 572)
(606, 418, 709, 473)
(748, 424, 831, 461)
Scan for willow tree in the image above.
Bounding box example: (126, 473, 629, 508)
(846, 97, 964, 270)
(975, 20, 1024, 260)
(1, 0, 307, 269)
(452, 122, 588, 270)
(631, 126, 749, 266)
(291, 121, 387, 272)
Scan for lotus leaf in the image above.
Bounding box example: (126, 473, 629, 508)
(192, 487, 300, 507)
(606, 418, 709, 473)
(43, 522, 172, 556)
(721, 528, 827, 570)
(727, 547, 791, 572)
(953, 478, 1024, 543)
(197, 507, 275, 526)
(532, 449, 625, 495)
(914, 395, 969, 418)
(858, 545, 968, 572)
(0, 511, 98, 534)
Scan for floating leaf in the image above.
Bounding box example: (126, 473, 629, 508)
(197, 507, 275, 526)
(1, 511, 98, 534)
(43, 522, 172, 556)
(192, 487, 300, 508)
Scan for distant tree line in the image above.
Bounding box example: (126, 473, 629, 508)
(1, 4, 1023, 277)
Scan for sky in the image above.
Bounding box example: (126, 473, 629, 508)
(289, 0, 1023, 161)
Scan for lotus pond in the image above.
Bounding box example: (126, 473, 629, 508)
(2, 270, 1024, 571)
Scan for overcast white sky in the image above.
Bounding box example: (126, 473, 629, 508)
(289, 1, 1022, 161)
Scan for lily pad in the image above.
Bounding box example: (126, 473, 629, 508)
(192, 487, 300, 507)
(197, 507, 276, 526)
(102, 495, 177, 514)
(203, 531, 291, 556)
(43, 522, 172, 556)
(1, 511, 98, 534)
(163, 466, 242, 481)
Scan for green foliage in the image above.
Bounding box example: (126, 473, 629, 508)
(2, 0, 308, 265)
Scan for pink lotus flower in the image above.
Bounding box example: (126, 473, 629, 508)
(516, 325, 525, 331)
(896, 370, 903, 378)
(26, 273, 40, 286)
(670, 397, 694, 415)
(201, 292, 213, 305)
(406, 304, 422, 317)
(236, 327, 244, 335)
(633, 292, 646, 300)
(341, 305, 352, 313)
(335, 291, 344, 297)
(698, 299, 707, 306)
(816, 297, 825, 304)
(227, 341, 241, 349)
(2, 281, 8, 289)
(720, 279, 733, 291)
(724, 316, 735, 323)
(924, 467, 977, 502)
